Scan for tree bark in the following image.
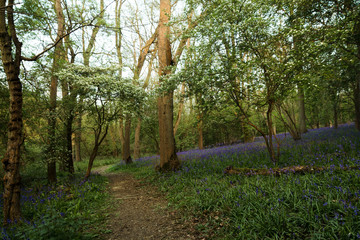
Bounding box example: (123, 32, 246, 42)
(133, 118, 141, 159)
(74, 115, 82, 161)
(115, 0, 124, 77)
(65, 113, 74, 173)
(157, 0, 180, 171)
(266, 102, 280, 163)
(353, 9, 360, 130)
(241, 115, 254, 143)
(109, 122, 119, 157)
(82, 0, 104, 66)
(122, 114, 132, 164)
(197, 114, 204, 150)
(174, 83, 186, 135)
(60, 63, 74, 173)
(85, 126, 108, 179)
(334, 101, 339, 129)
(355, 73, 360, 130)
(354, 41, 360, 130)
(0, 0, 23, 224)
(298, 85, 307, 133)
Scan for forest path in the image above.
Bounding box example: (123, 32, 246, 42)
(93, 165, 198, 240)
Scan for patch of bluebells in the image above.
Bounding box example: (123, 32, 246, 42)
(0, 174, 106, 239)
(132, 123, 360, 239)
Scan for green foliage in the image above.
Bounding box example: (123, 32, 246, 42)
(56, 64, 145, 114)
(0, 165, 109, 240)
(16, 0, 54, 34)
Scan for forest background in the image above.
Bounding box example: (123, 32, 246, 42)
(0, 0, 359, 227)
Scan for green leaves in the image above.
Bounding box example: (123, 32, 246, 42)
(56, 64, 145, 112)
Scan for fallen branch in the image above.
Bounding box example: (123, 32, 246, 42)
(224, 165, 360, 176)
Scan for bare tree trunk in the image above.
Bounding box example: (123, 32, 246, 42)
(157, 0, 180, 171)
(133, 118, 141, 159)
(0, 0, 22, 224)
(298, 86, 307, 133)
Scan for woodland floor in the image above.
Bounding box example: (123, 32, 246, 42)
(94, 165, 201, 240)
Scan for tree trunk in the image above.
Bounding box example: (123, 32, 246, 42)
(354, 42, 360, 130)
(298, 85, 307, 133)
(241, 115, 254, 143)
(354, 73, 360, 130)
(72, 133, 76, 161)
(1, 75, 22, 225)
(109, 122, 119, 157)
(61, 76, 74, 173)
(65, 114, 74, 173)
(334, 100, 339, 129)
(353, 11, 360, 130)
(48, 0, 65, 183)
(74, 115, 82, 161)
(0, 0, 23, 224)
(157, 93, 180, 170)
(122, 114, 132, 164)
(85, 126, 108, 179)
(85, 145, 98, 179)
(174, 83, 186, 135)
(133, 118, 141, 159)
(75, 114, 82, 162)
(198, 116, 204, 150)
(157, 0, 180, 171)
(82, 0, 104, 67)
(266, 102, 279, 164)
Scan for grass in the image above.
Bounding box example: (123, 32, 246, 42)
(0, 157, 119, 240)
(110, 123, 360, 239)
(74, 156, 119, 173)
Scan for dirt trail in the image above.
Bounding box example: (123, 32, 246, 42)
(94, 166, 198, 240)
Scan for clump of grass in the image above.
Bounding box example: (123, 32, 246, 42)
(113, 124, 360, 239)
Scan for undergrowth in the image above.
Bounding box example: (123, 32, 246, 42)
(0, 158, 113, 240)
(110, 124, 360, 239)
